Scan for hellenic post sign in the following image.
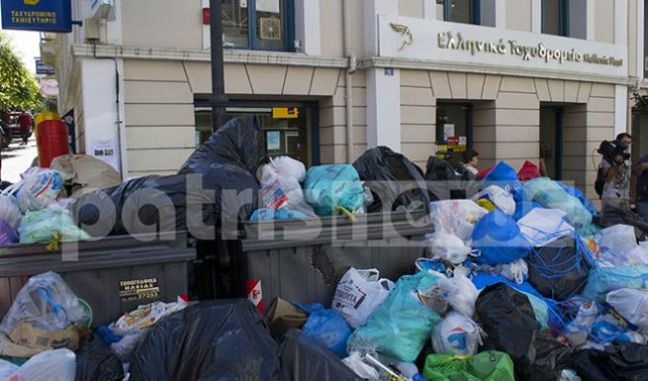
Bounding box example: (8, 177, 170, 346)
(1, 0, 72, 33)
(379, 15, 628, 79)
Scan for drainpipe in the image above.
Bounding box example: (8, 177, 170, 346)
(343, 0, 357, 162)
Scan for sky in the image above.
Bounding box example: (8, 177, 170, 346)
(3, 30, 41, 74)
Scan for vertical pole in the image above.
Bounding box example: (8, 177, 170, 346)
(210, 0, 227, 131)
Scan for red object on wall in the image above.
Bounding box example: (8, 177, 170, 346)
(37, 120, 69, 168)
(202, 8, 210, 25)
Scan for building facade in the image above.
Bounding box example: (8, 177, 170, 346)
(45, 0, 645, 199)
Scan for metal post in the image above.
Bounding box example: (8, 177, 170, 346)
(210, 0, 227, 131)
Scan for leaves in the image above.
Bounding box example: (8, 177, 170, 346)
(0, 31, 43, 113)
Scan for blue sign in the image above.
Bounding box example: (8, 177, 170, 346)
(1, 0, 72, 33)
(35, 59, 55, 75)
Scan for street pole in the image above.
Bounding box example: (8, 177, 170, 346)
(210, 0, 227, 131)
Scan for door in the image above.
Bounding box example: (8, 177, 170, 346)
(540, 106, 564, 180)
(436, 102, 473, 163)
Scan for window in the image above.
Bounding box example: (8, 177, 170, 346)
(542, 0, 569, 36)
(436, 0, 481, 25)
(222, 0, 293, 51)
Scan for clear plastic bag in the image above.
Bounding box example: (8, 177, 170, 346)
(438, 267, 480, 318)
(432, 311, 483, 356)
(7, 348, 76, 381)
(425, 232, 472, 265)
(14, 170, 66, 213)
(428, 200, 488, 242)
(0, 195, 22, 230)
(598, 225, 641, 258)
(0, 359, 18, 380)
(267, 156, 306, 182)
(518, 208, 574, 247)
(0, 272, 90, 333)
(18, 207, 90, 244)
(332, 268, 394, 329)
(606, 288, 648, 332)
(342, 352, 380, 380)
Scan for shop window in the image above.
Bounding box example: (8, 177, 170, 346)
(436, 0, 482, 25)
(222, 0, 294, 51)
(542, 0, 586, 38)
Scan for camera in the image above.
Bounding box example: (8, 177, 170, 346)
(597, 140, 630, 164)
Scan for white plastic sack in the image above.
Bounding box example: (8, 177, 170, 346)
(432, 311, 483, 356)
(426, 232, 472, 265)
(482, 259, 529, 284)
(0, 359, 18, 380)
(7, 348, 76, 381)
(518, 208, 574, 247)
(342, 352, 380, 381)
(471, 185, 515, 216)
(15, 170, 65, 213)
(332, 268, 394, 329)
(606, 288, 648, 331)
(0, 195, 22, 230)
(268, 156, 306, 182)
(598, 225, 640, 257)
(438, 267, 480, 317)
(258, 163, 315, 216)
(429, 200, 489, 242)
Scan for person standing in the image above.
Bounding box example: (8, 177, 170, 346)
(17, 111, 31, 145)
(599, 133, 632, 212)
(462, 149, 479, 176)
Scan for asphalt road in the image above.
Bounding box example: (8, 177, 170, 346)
(1, 137, 38, 183)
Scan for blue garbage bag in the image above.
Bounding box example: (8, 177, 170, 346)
(482, 162, 521, 193)
(304, 165, 364, 216)
(581, 265, 648, 302)
(523, 178, 593, 231)
(249, 208, 310, 221)
(513, 201, 541, 221)
(558, 182, 598, 217)
(347, 271, 443, 362)
(472, 210, 531, 265)
(299, 304, 353, 358)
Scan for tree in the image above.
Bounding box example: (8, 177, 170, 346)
(0, 31, 43, 116)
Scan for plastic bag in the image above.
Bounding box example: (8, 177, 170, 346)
(558, 181, 598, 217)
(0, 218, 18, 246)
(598, 224, 640, 257)
(581, 265, 648, 302)
(50, 154, 122, 198)
(428, 200, 488, 242)
(425, 231, 472, 265)
(347, 271, 443, 362)
(19, 207, 90, 244)
(518, 208, 574, 247)
(431, 311, 483, 356)
(571, 342, 648, 381)
(438, 267, 480, 317)
(0, 359, 18, 380)
(8, 349, 76, 381)
(482, 161, 521, 192)
(332, 268, 394, 329)
(472, 210, 531, 265)
(518, 160, 541, 182)
(354, 147, 430, 213)
(110, 330, 147, 363)
(258, 162, 315, 217)
(75, 337, 124, 381)
(471, 185, 515, 216)
(129, 300, 279, 381)
(422, 351, 515, 381)
(527, 237, 590, 301)
(301, 304, 353, 358)
(0, 195, 22, 230)
(606, 288, 648, 331)
(562, 301, 599, 347)
(14, 170, 65, 213)
(304, 164, 365, 216)
(482, 259, 529, 284)
(513, 200, 541, 221)
(267, 156, 306, 182)
(523, 177, 593, 230)
(113, 298, 187, 333)
(342, 352, 380, 381)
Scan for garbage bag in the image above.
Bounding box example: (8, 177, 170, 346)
(428, 200, 488, 242)
(595, 205, 648, 240)
(342, 352, 380, 380)
(425, 231, 472, 265)
(422, 351, 515, 381)
(527, 237, 590, 301)
(476, 283, 571, 381)
(598, 225, 641, 258)
(112, 298, 188, 333)
(19, 207, 90, 244)
(0, 359, 18, 379)
(50, 154, 122, 198)
(518, 160, 541, 182)
(581, 265, 648, 302)
(13, 170, 66, 212)
(589, 314, 645, 345)
(606, 289, 648, 331)
(257, 159, 314, 217)
(0, 194, 22, 230)
(571, 342, 648, 381)
(472, 210, 531, 265)
(518, 208, 574, 247)
(432, 311, 483, 356)
(558, 182, 598, 217)
(348, 271, 443, 362)
(513, 201, 541, 221)
(179, 116, 262, 176)
(438, 266, 480, 317)
(562, 301, 600, 347)
(281, 329, 362, 381)
(471, 185, 515, 216)
(300, 304, 353, 358)
(332, 268, 394, 329)
(0, 218, 18, 246)
(7, 348, 76, 381)
(266, 155, 306, 182)
(75, 336, 124, 381)
(354, 146, 430, 213)
(129, 299, 280, 381)
(304, 164, 364, 216)
(481, 259, 529, 284)
(424, 156, 477, 200)
(482, 162, 521, 193)
(264, 298, 308, 339)
(523, 178, 593, 230)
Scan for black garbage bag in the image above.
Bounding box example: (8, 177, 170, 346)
(476, 283, 571, 381)
(571, 342, 648, 381)
(179, 116, 263, 176)
(280, 329, 361, 381)
(353, 146, 431, 213)
(130, 299, 280, 381)
(75, 336, 124, 381)
(527, 237, 590, 301)
(424, 156, 478, 199)
(595, 205, 648, 240)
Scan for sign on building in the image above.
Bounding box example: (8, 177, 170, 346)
(1, 0, 72, 33)
(35, 59, 55, 75)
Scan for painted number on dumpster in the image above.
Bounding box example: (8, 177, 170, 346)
(119, 278, 160, 302)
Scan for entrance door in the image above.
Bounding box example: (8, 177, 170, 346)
(436, 102, 473, 163)
(540, 106, 564, 180)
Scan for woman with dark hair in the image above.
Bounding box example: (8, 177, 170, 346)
(462, 149, 479, 176)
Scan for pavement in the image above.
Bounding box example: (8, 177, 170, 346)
(1, 137, 38, 183)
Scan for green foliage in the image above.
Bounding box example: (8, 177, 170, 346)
(633, 92, 648, 114)
(0, 32, 43, 113)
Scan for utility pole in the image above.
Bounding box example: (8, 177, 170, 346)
(210, 0, 227, 131)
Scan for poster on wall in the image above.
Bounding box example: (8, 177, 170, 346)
(89, 138, 120, 172)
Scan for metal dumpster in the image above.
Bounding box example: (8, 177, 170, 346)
(0, 232, 195, 327)
(203, 211, 432, 306)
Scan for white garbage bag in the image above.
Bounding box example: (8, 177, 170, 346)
(342, 352, 380, 380)
(428, 200, 488, 242)
(0, 195, 22, 230)
(606, 288, 648, 331)
(13, 170, 66, 213)
(332, 268, 394, 329)
(258, 162, 315, 216)
(0, 359, 18, 380)
(425, 231, 472, 265)
(517, 208, 574, 247)
(268, 156, 306, 182)
(482, 259, 529, 284)
(8, 349, 76, 381)
(471, 185, 515, 216)
(432, 311, 483, 356)
(598, 225, 641, 257)
(438, 267, 480, 317)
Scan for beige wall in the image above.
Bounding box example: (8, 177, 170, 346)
(506, 0, 532, 32)
(399, 0, 424, 18)
(594, 0, 615, 44)
(400, 70, 436, 169)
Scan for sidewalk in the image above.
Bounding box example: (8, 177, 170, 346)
(1, 138, 37, 183)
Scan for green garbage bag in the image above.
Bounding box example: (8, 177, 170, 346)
(422, 351, 515, 381)
(19, 208, 90, 245)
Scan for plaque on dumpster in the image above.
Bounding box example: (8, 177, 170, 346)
(119, 277, 160, 302)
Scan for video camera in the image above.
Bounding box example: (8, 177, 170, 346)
(597, 140, 630, 164)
